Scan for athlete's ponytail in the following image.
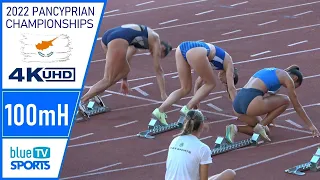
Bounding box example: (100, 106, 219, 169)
(180, 110, 206, 136)
(233, 67, 239, 85)
(285, 64, 303, 86)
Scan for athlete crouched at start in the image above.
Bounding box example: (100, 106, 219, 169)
(165, 110, 236, 180)
(226, 65, 320, 143)
(152, 41, 238, 125)
(79, 24, 172, 115)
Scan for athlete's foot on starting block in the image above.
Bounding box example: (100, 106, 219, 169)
(78, 103, 89, 117)
(152, 108, 168, 126)
(180, 105, 190, 117)
(225, 124, 237, 143)
(264, 125, 270, 135)
(254, 124, 271, 141)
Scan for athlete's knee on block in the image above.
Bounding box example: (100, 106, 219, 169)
(221, 169, 236, 179)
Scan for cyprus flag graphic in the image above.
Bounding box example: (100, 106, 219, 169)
(20, 34, 72, 63)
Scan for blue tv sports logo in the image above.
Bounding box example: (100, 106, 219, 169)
(10, 146, 51, 170)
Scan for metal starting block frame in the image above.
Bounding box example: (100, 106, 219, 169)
(76, 95, 110, 122)
(137, 114, 186, 139)
(285, 147, 320, 176)
(211, 133, 261, 156)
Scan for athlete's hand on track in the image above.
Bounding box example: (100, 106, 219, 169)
(309, 125, 320, 137)
(120, 80, 131, 95)
(194, 103, 200, 110)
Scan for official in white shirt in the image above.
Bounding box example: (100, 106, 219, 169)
(165, 110, 236, 180)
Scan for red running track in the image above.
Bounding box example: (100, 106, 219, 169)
(60, 0, 320, 179)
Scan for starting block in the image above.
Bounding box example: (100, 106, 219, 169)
(211, 133, 261, 156)
(76, 95, 110, 121)
(285, 147, 320, 176)
(137, 114, 186, 139)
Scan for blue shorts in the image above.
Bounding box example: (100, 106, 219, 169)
(233, 88, 264, 114)
(178, 41, 210, 61)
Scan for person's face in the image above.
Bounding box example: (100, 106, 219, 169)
(160, 44, 167, 58)
(290, 74, 301, 88)
(218, 71, 227, 85)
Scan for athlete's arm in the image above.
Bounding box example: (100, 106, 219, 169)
(194, 76, 204, 95)
(199, 164, 209, 180)
(225, 64, 237, 101)
(284, 74, 314, 128)
(150, 37, 167, 100)
(122, 46, 137, 81)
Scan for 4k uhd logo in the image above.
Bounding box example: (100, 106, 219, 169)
(10, 146, 51, 170)
(8, 67, 75, 82)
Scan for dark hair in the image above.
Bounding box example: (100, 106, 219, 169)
(233, 67, 239, 85)
(161, 41, 173, 57)
(180, 110, 205, 136)
(285, 64, 303, 86)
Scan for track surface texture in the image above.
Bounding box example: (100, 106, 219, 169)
(60, 0, 320, 179)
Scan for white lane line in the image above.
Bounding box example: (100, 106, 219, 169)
(110, 102, 160, 112)
(152, 2, 320, 31)
(236, 135, 313, 152)
(60, 161, 166, 180)
(235, 48, 320, 64)
(200, 96, 222, 103)
(287, 102, 320, 111)
(93, 24, 320, 62)
(85, 162, 122, 173)
(134, 87, 149, 96)
(222, 29, 241, 35)
(132, 83, 153, 89)
(206, 103, 223, 111)
(136, 1, 154, 6)
(230, 1, 248, 7)
(288, 40, 308, 47)
(70, 133, 94, 141)
(159, 19, 179, 25)
(200, 136, 212, 141)
(258, 20, 278, 26)
(166, 108, 180, 114)
(68, 134, 137, 148)
(144, 149, 168, 157)
(232, 143, 320, 172)
(195, 10, 214, 15)
(114, 120, 139, 128)
(285, 119, 303, 129)
(104, 0, 208, 17)
(97, 2, 320, 40)
(250, 50, 271, 57)
(104, 9, 119, 14)
(171, 75, 179, 78)
(61, 142, 320, 180)
(305, 74, 320, 79)
(293, 10, 313, 17)
(135, 52, 150, 56)
(273, 124, 311, 134)
(101, 94, 112, 98)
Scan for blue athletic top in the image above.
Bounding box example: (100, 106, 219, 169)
(252, 68, 281, 91)
(179, 41, 226, 70)
(210, 45, 226, 70)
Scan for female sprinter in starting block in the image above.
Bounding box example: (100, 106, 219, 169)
(79, 24, 172, 114)
(225, 65, 320, 143)
(165, 110, 236, 180)
(151, 41, 238, 125)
